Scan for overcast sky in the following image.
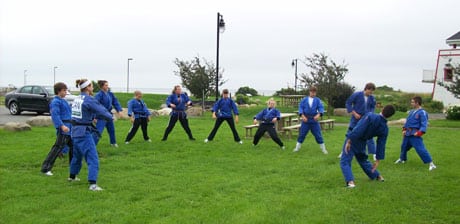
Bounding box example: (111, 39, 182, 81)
(1, 0, 459, 94)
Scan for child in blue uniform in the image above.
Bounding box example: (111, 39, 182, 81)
(293, 86, 328, 154)
(205, 89, 242, 144)
(340, 105, 395, 188)
(94, 80, 123, 147)
(395, 96, 436, 171)
(41, 82, 73, 176)
(161, 85, 195, 141)
(338, 83, 377, 159)
(124, 90, 151, 144)
(70, 79, 113, 191)
(252, 98, 284, 149)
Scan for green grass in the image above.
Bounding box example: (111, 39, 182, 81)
(1, 108, 459, 223)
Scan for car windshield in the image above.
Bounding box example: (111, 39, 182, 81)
(44, 86, 54, 95)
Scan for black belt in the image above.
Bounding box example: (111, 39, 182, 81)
(71, 121, 93, 126)
(62, 120, 72, 123)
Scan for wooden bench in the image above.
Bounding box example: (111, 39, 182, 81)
(243, 124, 259, 138)
(282, 124, 301, 139)
(319, 119, 335, 130)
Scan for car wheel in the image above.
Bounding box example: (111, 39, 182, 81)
(9, 102, 21, 115)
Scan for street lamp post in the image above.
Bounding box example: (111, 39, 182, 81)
(291, 59, 298, 94)
(215, 12, 225, 101)
(23, 70, 27, 85)
(53, 66, 58, 84)
(127, 58, 133, 93)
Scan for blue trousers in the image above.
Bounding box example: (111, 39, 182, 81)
(340, 140, 380, 182)
(70, 134, 99, 183)
(94, 119, 116, 145)
(400, 136, 432, 163)
(297, 121, 323, 144)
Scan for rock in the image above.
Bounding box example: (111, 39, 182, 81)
(149, 109, 160, 117)
(26, 116, 53, 127)
(388, 118, 406, 125)
(160, 104, 168, 109)
(333, 108, 350, 116)
(158, 108, 172, 116)
(4, 122, 32, 131)
(186, 107, 204, 117)
(238, 104, 250, 109)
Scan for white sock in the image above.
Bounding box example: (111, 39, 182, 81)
(319, 143, 326, 151)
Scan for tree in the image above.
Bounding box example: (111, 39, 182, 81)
(235, 86, 258, 96)
(174, 57, 226, 99)
(438, 63, 460, 99)
(299, 53, 349, 116)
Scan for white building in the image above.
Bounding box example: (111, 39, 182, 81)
(423, 31, 460, 107)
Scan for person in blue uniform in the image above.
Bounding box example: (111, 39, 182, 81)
(69, 79, 113, 191)
(293, 86, 328, 154)
(338, 83, 377, 159)
(124, 90, 151, 144)
(41, 82, 73, 176)
(204, 89, 242, 144)
(252, 98, 284, 149)
(395, 96, 436, 171)
(161, 85, 195, 141)
(340, 105, 395, 188)
(94, 80, 123, 147)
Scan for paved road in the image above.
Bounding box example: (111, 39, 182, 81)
(0, 106, 49, 125)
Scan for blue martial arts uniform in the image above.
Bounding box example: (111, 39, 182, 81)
(94, 90, 122, 145)
(340, 113, 389, 182)
(345, 91, 377, 154)
(70, 93, 113, 184)
(399, 108, 433, 163)
(297, 96, 325, 144)
(253, 107, 284, 147)
(206, 97, 241, 142)
(162, 93, 194, 140)
(125, 98, 151, 142)
(41, 96, 73, 173)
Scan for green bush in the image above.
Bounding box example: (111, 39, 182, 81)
(236, 94, 250, 104)
(424, 100, 444, 113)
(236, 86, 259, 96)
(447, 106, 460, 120)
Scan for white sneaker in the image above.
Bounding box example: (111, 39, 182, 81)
(204, 139, 208, 143)
(429, 163, 437, 171)
(322, 149, 329, 154)
(146, 139, 152, 142)
(346, 181, 356, 188)
(394, 158, 405, 164)
(238, 141, 243, 144)
(337, 152, 343, 158)
(68, 177, 81, 182)
(293, 148, 299, 152)
(281, 146, 285, 150)
(111, 144, 119, 148)
(44, 171, 53, 176)
(125, 141, 129, 144)
(89, 184, 103, 191)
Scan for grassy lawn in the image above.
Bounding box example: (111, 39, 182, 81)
(1, 101, 459, 223)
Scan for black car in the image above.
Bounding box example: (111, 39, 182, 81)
(4, 85, 75, 115)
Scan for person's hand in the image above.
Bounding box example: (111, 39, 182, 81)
(130, 117, 134, 124)
(61, 125, 69, 133)
(301, 115, 308, 122)
(212, 113, 217, 119)
(235, 115, 239, 124)
(170, 104, 176, 109)
(353, 111, 361, 120)
(402, 130, 406, 136)
(314, 114, 320, 121)
(414, 131, 424, 137)
(147, 116, 151, 122)
(253, 119, 258, 125)
(272, 118, 277, 123)
(372, 160, 380, 173)
(345, 140, 351, 154)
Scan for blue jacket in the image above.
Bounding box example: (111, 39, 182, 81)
(212, 98, 238, 118)
(49, 96, 72, 135)
(346, 91, 376, 115)
(254, 107, 281, 124)
(127, 98, 151, 118)
(94, 90, 122, 113)
(298, 96, 324, 119)
(166, 93, 191, 111)
(403, 108, 428, 136)
(347, 113, 389, 160)
(71, 93, 113, 138)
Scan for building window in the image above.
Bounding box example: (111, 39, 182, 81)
(444, 64, 453, 81)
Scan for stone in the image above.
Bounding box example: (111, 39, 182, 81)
(333, 108, 350, 116)
(186, 107, 204, 117)
(26, 116, 53, 127)
(158, 108, 172, 116)
(149, 109, 159, 117)
(3, 122, 32, 132)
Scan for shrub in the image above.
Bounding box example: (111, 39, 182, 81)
(236, 86, 258, 96)
(446, 106, 460, 120)
(424, 100, 444, 113)
(235, 94, 250, 105)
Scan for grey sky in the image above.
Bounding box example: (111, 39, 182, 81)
(1, 0, 459, 94)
